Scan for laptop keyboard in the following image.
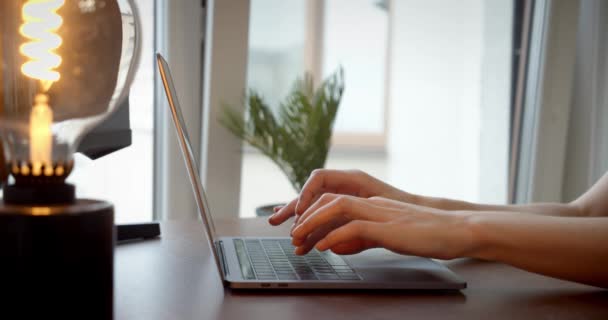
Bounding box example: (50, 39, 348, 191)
(234, 238, 361, 281)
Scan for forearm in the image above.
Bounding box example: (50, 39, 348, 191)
(466, 212, 608, 288)
(401, 192, 584, 217)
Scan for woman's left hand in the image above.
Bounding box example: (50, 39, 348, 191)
(290, 194, 477, 260)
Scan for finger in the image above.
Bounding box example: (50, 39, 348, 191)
(291, 215, 340, 248)
(293, 190, 326, 229)
(273, 206, 282, 213)
(290, 218, 300, 236)
(293, 217, 348, 254)
(292, 196, 399, 241)
(316, 220, 384, 252)
(294, 224, 334, 255)
(293, 194, 401, 233)
(292, 234, 304, 247)
(293, 196, 408, 245)
(367, 196, 412, 210)
(268, 198, 297, 225)
(292, 191, 333, 235)
(295, 169, 330, 215)
(328, 240, 376, 255)
(295, 169, 365, 215)
(293, 193, 340, 230)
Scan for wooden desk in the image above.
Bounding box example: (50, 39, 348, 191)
(116, 218, 608, 319)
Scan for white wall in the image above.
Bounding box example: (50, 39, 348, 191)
(247, 0, 306, 108)
(387, 0, 484, 201)
(323, 0, 388, 134)
(387, 0, 512, 203)
(479, 1, 512, 204)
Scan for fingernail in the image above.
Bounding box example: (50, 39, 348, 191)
(292, 225, 301, 237)
(295, 203, 301, 215)
(316, 240, 327, 251)
(294, 247, 304, 255)
(291, 221, 300, 231)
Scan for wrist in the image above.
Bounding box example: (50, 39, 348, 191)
(463, 212, 494, 260)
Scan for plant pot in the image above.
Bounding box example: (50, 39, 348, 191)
(255, 203, 286, 217)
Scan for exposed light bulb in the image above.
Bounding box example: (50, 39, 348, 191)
(1, 0, 140, 203)
(19, 0, 65, 176)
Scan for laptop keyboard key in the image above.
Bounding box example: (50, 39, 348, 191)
(238, 239, 361, 282)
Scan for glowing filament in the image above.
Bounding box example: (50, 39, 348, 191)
(30, 94, 53, 175)
(19, 0, 65, 91)
(19, 0, 64, 172)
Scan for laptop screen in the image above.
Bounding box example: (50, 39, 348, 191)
(156, 53, 223, 277)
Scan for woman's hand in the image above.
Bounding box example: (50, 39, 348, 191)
(268, 169, 409, 229)
(290, 194, 476, 259)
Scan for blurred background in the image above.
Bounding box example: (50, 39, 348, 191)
(67, 0, 608, 222)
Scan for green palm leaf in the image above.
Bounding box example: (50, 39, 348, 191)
(220, 68, 344, 192)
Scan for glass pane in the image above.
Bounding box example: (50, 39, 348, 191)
(323, 0, 388, 135)
(240, 0, 306, 216)
(67, 0, 154, 224)
(247, 0, 306, 109)
(239, 0, 513, 217)
(387, 1, 512, 203)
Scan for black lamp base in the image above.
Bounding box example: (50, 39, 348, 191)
(3, 183, 76, 204)
(0, 199, 114, 319)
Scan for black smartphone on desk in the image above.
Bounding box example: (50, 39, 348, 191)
(116, 222, 161, 243)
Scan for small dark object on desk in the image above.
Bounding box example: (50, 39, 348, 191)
(116, 222, 161, 242)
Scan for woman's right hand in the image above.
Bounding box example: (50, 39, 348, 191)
(268, 169, 410, 228)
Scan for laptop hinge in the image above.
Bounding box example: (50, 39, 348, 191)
(215, 240, 229, 279)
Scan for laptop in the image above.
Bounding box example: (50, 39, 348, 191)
(156, 53, 466, 290)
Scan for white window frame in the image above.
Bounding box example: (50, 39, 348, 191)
(307, 0, 390, 150)
(199, 0, 250, 219)
(154, 0, 250, 220)
(154, 0, 205, 220)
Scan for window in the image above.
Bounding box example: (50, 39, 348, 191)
(323, 0, 389, 146)
(239, 0, 514, 217)
(67, 0, 155, 224)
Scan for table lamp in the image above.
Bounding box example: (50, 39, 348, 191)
(0, 0, 140, 318)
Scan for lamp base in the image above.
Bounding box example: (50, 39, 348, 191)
(3, 183, 76, 204)
(0, 199, 114, 319)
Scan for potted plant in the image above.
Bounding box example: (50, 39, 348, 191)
(220, 69, 344, 216)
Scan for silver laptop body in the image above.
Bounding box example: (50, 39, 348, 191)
(157, 53, 466, 290)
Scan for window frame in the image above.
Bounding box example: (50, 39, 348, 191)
(512, 0, 580, 203)
(306, 0, 390, 151)
(153, 0, 205, 220)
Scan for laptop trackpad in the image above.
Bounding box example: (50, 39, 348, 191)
(344, 249, 458, 283)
